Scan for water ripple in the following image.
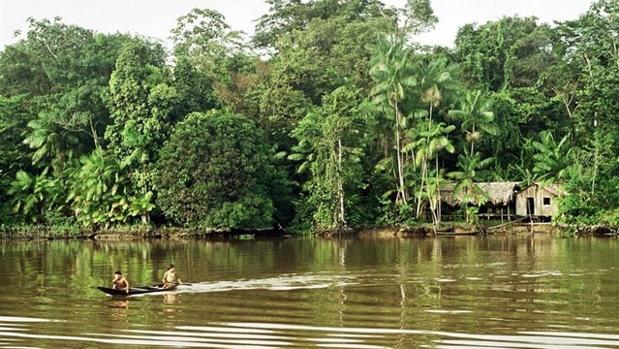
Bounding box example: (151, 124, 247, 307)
(1, 313, 619, 348)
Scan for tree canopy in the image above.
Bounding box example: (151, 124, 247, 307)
(1, 0, 617, 231)
(155, 111, 280, 229)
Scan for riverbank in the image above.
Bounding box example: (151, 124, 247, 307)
(326, 222, 562, 239)
(0, 225, 284, 241)
(293, 220, 618, 239)
(1, 222, 616, 241)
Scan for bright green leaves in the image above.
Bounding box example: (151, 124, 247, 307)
(0, 19, 137, 226)
(9, 170, 42, 219)
(448, 90, 497, 155)
(23, 112, 75, 167)
(0, 95, 32, 219)
(369, 32, 462, 225)
(417, 57, 459, 111)
(67, 148, 153, 227)
(369, 34, 417, 108)
(8, 169, 64, 224)
(369, 34, 418, 207)
(405, 122, 456, 167)
(2, 0, 618, 232)
(531, 131, 572, 183)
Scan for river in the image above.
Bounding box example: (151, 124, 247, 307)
(0, 235, 618, 348)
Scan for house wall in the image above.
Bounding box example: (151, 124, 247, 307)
(515, 185, 559, 217)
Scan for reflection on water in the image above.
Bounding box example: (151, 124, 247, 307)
(0, 236, 618, 348)
(163, 293, 180, 305)
(106, 299, 130, 309)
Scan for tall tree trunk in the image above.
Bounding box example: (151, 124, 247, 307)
(584, 54, 599, 194)
(416, 161, 427, 218)
(416, 103, 433, 218)
(90, 115, 100, 150)
(592, 130, 599, 194)
(394, 102, 407, 204)
(337, 138, 346, 228)
(470, 123, 476, 155)
(436, 156, 441, 224)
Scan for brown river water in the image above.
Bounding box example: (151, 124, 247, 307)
(0, 235, 618, 349)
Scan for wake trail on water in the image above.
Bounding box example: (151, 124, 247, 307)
(155, 274, 358, 296)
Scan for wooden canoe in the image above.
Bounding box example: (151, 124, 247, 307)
(97, 284, 178, 296)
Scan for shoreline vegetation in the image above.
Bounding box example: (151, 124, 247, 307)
(1, 1, 618, 237)
(1, 222, 617, 241)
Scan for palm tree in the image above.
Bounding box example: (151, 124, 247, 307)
(417, 57, 459, 125)
(369, 34, 417, 205)
(424, 168, 448, 231)
(448, 90, 497, 155)
(411, 57, 458, 218)
(404, 121, 455, 223)
(23, 110, 83, 173)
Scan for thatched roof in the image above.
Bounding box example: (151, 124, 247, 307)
(441, 181, 521, 207)
(479, 182, 521, 205)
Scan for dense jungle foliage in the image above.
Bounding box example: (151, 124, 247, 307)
(0, 0, 617, 232)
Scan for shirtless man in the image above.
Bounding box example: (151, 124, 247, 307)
(112, 271, 129, 294)
(162, 264, 181, 289)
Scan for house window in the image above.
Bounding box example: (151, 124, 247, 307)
(543, 197, 551, 206)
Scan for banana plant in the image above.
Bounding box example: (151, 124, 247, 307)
(531, 131, 572, 183)
(8, 169, 62, 222)
(67, 148, 154, 227)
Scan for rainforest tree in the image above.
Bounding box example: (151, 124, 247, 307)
(289, 86, 370, 230)
(155, 110, 283, 229)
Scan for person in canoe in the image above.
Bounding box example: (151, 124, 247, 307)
(162, 264, 181, 289)
(112, 271, 129, 294)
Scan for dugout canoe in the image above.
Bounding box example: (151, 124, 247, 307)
(97, 284, 178, 296)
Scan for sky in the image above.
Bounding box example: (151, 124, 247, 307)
(0, 0, 594, 50)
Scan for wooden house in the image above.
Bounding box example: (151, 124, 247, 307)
(515, 183, 565, 218)
(440, 182, 565, 220)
